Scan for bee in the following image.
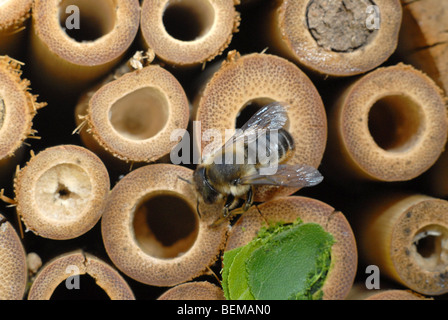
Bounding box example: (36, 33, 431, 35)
(191, 102, 323, 225)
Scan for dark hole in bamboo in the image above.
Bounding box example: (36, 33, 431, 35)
(51, 274, 110, 300)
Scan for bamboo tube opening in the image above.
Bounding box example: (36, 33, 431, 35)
(15, 145, 110, 240)
(78, 65, 189, 164)
(101, 164, 228, 287)
(133, 192, 199, 259)
(163, 0, 215, 42)
(141, 0, 239, 66)
(58, 0, 116, 42)
(0, 214, 27, 300)
(328, 64, 447, 182)
(195, 52, 326, 202)
(266, 0, 402, 76)
(28, 251, 135, 300)
(109, 87, 169, 141)
(224, 196, 357, 300)
(368, 95, 424, 152)
(412, 225, 448, 272)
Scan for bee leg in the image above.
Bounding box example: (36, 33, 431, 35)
(222, 194, 236, 218)
(242, 186, 254, 212)
(196, 198, 202, 218)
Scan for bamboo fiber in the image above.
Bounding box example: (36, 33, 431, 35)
(0, 0, 32, 57)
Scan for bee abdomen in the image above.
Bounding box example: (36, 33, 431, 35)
(277, 128, 295, 162)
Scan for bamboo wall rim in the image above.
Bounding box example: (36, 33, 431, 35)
(27, 250, 135, 300)
(81, 65, 190, 163)
(101, 164, 229, 287)
(270, 0, 402, 76)
(331, 63, 448, 182)
(224, 196, 358, 300)
(140, 0, 240, 66)
(0, 213, 27, 300)
(194, 52, 327, 202)
(0, 0, 32, 32)
(14, 145, 110, 240)
(158, 281, 225, 300)
(32, 0, 140, 66)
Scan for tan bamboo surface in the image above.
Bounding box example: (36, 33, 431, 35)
(263, 0, 402, 77)
(194, 51, 327, 202)
(140, 0, 240, 67)
(0, 213, 27, 300)
(354, 194, 448, 296)
(326, 63, 447, 182)
(14, 145, 110, 240)
(346, 283, 431, 300)
(27, 250, 135, 300)
(75, 64, 190, 167)
(0, 56, 45, 182)
(225, 196, 357, 300)
(101, 164, 228, 287)
(158, 281, 225, 300)
(0, 0, 32, 57)
(30, 0, 140, 91)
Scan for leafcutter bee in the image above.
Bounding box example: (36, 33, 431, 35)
(191, 102, 323, 225)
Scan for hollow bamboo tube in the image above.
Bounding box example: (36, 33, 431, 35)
(101, 164, 228, 287)
(354, 194, 448, 296)
(0, 213, 27, 300)
(140, 0, 240, 67)
(194, 52, 327, 202)
(0, 56, 45, 182)
(27, 250, 135, 300)
(346, 283, 430, 300)
(263, 0, 402, 77)
(225, 196, 357, 300)
(0, 0, 32, 57)
(14, 145, 110, 240)
(158, 281, 225, 300)
(75, 65, 190, 166)
(30, 0, 140, 91)
(398, 0, 448, 94)
(326, 63, 448, 182)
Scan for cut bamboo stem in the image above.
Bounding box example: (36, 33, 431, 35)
(194, 51, 327, 202)
(0, 0, 32, 57)
(326, 63, 448, 182)
(346, 283, 430, 300)
(75, 65, 190, 167)
(101, 164, 228, 287)
(354, 194, 448, 296)
(225, 196, 357, 300)
(158, 281, 225, 300)
(30, 0, 140, 91)
(0, 213, 27, 300)
(140, 0, 240, 67)
(0, 56, 45, 182)
(263, 0, 402, 77)
(14, 145, 110, 240)
(27, 250, 135, 300)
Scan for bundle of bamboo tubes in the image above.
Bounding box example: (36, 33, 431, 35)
(0, 0, 446, 302)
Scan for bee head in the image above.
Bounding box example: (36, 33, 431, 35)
(192, 165, 219, 204)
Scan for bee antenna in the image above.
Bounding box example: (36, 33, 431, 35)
(178, 175, 193, 185)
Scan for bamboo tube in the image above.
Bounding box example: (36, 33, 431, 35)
(0, 56, 45, 182)
(398, 0, 448, 95)
(0, 0, 32, 57)
(354, 194, 448, 296)
(0, 213, 27, 300)
(326, 63, 448, 182)
(140, 0, 240, 67)
(263, 0, 402, 77)
(194, 52, 327, 202)
(158, 281, 225, 300)
(101, 164, 228, 287)
(225, 196, 357, 300)
(75, 65, 190, 167)
(27, 250, 135, 300)
(30, 0, 140, 91)
(14, 145, 110, 240)
(346, 283, 430, 300)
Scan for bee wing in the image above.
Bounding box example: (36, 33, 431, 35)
(238, 164, 323, 188)
(224, 101, 289, 148)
